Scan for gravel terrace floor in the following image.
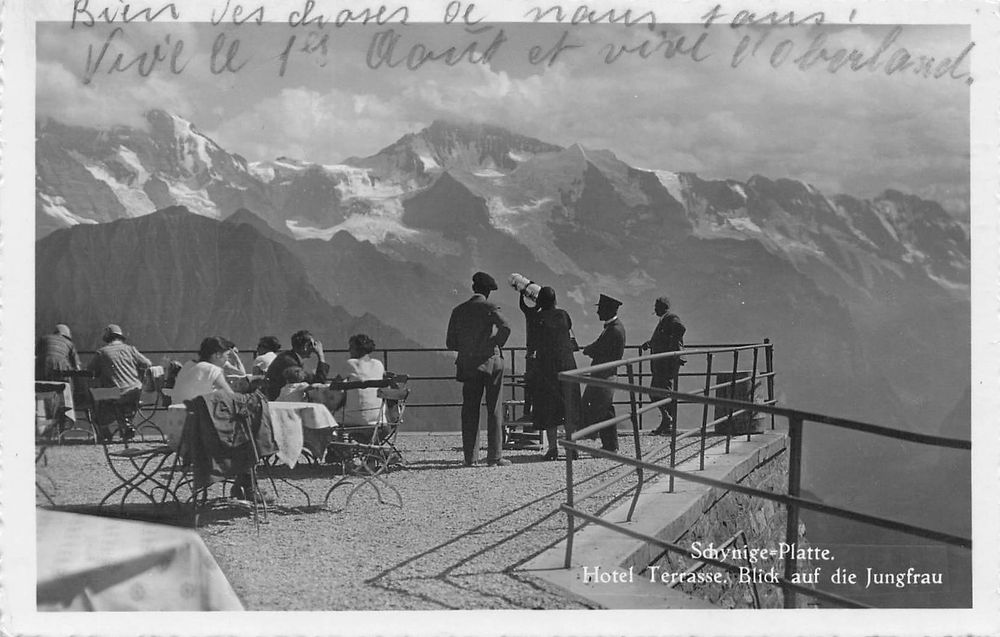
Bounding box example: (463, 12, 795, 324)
(36, 431, 697, 610)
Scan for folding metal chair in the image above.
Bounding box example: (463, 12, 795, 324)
(323, 378, 409, 510)
(91, 388, 179, 514)
(173, 395, 301, 530)
(132, 366, 170, 442)
(374, 383, 409, 467)
(183, 414, 271, 530)
(35, 417, 59, 505)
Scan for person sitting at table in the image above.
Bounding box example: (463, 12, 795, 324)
(219, 338, 246, 377)
(252, 336, 282, 375)
(334, 334, 387, 433)
(36, 323, 81, 381)
(263, 330, 329, 400)
(171, 337, 235, 403)
(87, 324, 152, 441)
(276, 367, 311, 402)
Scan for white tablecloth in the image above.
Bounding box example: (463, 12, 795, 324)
(35, 381, 76, 432)
(162, 400, 338, 467)
(36, 509, 243, 612)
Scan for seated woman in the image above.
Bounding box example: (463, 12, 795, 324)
(220, 338, 247, 377)
(171, 337, 235, 403)
(276, 367, 311, 402)
(335, 334, 388, 442)
(252, 336, 282, 375)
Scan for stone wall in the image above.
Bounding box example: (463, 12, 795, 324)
(646, 447, 812, 608)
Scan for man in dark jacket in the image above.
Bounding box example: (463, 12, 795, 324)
(446, 272, 512, 467)
(581, 294, 626, 452)
(263, 330, 329, 401)
(640, 296, 686, 434)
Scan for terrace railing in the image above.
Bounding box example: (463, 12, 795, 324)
(556, 345, 972, 609)
(77, 342, 770, 416)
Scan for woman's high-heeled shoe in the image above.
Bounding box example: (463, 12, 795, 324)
(542, 449, 558, 461)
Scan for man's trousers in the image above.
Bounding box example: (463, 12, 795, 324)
(460, 364, 505, 464)
(582, 384, 618, 451)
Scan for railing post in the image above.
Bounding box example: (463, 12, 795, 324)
(765, 338, 775, 430)
(510, 351, 518, 418)
(637, 347, 646, 430)
(669, 353, 680, 430)
(725, 349, 739, 453)
(700, 352, 713, 470)
(749, 346, 759, 442)
(563, 378, 576, 569)
(625, 363, 643, 521)
(784, 416, 804, 608)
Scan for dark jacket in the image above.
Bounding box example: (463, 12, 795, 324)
(649, 312, 686, 377)
(446, 293, 511, 381)
(531, 308, 580, 430)
(36, 334, 80, 380)
(263, 350, 330, 400)
(649, 313, 686, 353)
(582, 318, 626, 379)
(179, 392, 277, 489)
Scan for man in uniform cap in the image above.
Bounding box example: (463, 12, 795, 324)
(581, 294, 626, 452)
(640, 296, 686, 434)
(446, 272, 512, 467)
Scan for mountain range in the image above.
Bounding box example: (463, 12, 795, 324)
(36, 112, 970, 533)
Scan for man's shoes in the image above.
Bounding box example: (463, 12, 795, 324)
(487, 458, 512, 467)
(567, 450, 580, 461)
(542, 449, 558, 461)
(601, 446, 619, 453)
(464, 459, 478, 467)
(120, 425, 137, 442)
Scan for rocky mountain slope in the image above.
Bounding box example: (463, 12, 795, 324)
(36, 113, 971, 511)
(35, 206, 417, 352)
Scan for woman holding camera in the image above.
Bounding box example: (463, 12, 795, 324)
(530, 286, 581, 461)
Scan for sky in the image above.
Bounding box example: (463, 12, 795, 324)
(36, 21, 971, 215)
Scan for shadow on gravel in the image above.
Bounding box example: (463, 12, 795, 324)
(361, 455, 648, 609)
(395, 459, 467, 471)
(41, 489, 331, 530)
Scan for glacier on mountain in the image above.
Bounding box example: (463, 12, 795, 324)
(70, 149, 157, 217)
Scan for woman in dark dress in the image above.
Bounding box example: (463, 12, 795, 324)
(529, 286, 581, 460)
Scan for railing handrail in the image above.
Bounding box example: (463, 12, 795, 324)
(554, 340, 970, 609)
(562, 345, 765, 378)
(561, 373, 971, 450)
(563, 441, 972, 549)
(76, 342, 764, 356)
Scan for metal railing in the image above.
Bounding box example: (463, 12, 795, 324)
(77, 343, 767, 415)
(77, 347, 471, 408)
(557, 345, 972, 609)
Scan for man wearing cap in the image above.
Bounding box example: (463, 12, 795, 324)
(446, 272, 512, 467)
(581, 294, 626, 452)
(87, 324, 152, 441)
(36, 324, 80, 381)
(640, 296, 686, 435)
